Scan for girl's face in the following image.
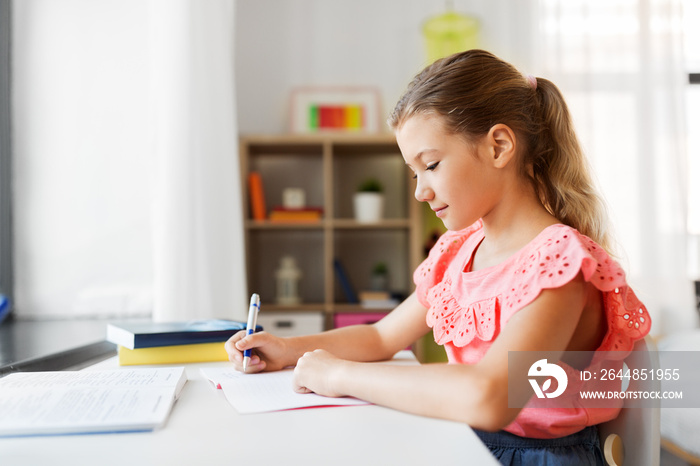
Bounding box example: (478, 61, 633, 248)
(396, 114, 506, 231)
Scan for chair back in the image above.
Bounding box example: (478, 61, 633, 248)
(598, 335, 660, 466)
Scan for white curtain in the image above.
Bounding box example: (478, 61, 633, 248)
(531, 0, 695, 334)
(150, 0, 247, 322)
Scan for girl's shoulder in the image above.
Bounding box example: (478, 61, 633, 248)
(505, 224, 651, 352)
(513, 223, 622, 292)
(501, 224, 622, 310)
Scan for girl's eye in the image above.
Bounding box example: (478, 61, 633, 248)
(410, 162, 439, 180)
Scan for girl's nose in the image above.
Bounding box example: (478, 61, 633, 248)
(414, 178, 434, 203)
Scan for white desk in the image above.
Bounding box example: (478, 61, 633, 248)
(0, 356, 498, 466)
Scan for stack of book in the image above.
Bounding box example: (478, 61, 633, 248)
(106, 319, 262, 366)
(269, 206, 323, 223)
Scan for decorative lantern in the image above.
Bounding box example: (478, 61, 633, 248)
(275, 256, 302, 305)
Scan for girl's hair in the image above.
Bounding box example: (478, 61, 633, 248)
(388, 49, 613, 253)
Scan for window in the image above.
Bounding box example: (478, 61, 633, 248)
(534, 0, 694, 330)
(683, 0, 700, 235)
(536, 0, 686, 278)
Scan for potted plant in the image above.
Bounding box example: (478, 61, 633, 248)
(353, 177, 384, 223)
(370, 262, 389, 291)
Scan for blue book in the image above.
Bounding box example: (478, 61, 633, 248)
(334, 259, 358, 304)
(0, 294, 9, 325)
(106, 319, 263, 350)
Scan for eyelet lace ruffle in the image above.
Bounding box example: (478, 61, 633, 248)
(600, 285, 650, 355)
(425, 278, 497, 346)
(417, 223, 651, 352)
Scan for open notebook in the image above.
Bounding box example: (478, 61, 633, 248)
(0, 367, 186, 437)
(201, 368, 368, 413)
(201, 351, 417, 414)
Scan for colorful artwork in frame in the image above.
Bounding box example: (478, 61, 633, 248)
(289, 87, 382, 133)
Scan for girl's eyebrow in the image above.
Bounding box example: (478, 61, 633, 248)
(413, 149, 438, 162)
(404, 148, 438, 169)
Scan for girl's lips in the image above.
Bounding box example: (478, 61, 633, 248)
(433, 206, 448, 218)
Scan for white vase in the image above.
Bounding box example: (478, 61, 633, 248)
(353, 192, 384, 223)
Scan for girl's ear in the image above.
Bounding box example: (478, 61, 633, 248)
(486, 124, 517, 168)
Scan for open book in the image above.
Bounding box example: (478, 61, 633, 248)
(0, 366, 187, 437)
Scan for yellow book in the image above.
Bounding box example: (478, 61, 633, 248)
(118, 341, 229, 366)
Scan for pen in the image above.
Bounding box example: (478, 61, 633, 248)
(242, 293, 260, 372)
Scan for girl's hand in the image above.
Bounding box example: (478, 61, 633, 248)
(292, 349, 349, 397)
(224, 330, 292, 373)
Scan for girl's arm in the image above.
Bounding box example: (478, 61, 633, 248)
(292, 272, 593, 432)
(225, 292, 431, 372)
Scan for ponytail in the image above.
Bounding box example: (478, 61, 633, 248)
(389, 49, 613, 253)
(530, 79, 613, 253)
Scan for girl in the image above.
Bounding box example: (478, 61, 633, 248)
(225, 49, 651, 465)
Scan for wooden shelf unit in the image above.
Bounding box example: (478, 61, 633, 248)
(239, 133, 422, 328)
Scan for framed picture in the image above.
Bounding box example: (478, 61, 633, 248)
(289, 87, 382, 133)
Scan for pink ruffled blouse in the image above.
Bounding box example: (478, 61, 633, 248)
(414, 220, 651, 439)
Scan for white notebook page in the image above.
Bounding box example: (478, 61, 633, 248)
(200, 367, 369, 414)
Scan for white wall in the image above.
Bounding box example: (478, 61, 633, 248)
(235, 0, 536, 134)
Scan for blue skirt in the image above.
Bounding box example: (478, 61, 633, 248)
(474, 425, 605, 465)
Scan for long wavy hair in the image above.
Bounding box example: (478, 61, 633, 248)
(388, 49, 613, 253)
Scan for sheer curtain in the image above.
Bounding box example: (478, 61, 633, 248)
(531, 0, 695, 334)
(150, 0, 246, 322)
